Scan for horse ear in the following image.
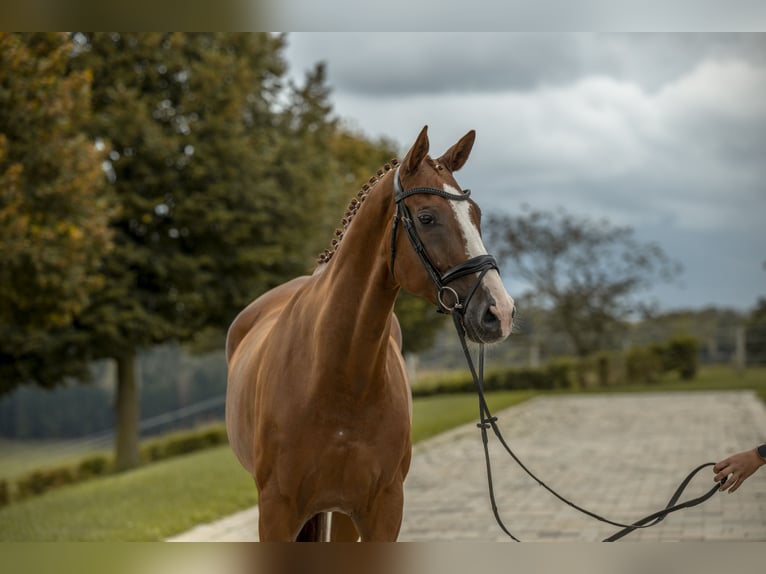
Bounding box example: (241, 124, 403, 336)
(437, 130, 476, 172)
(401, 125, 430, 175)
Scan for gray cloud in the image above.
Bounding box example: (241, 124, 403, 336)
(285, 33, 766, 311)
(288, 33, 766, 95)
(274, 1, 766, 32)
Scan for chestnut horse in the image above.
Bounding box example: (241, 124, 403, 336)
(225, 126, 515, 541)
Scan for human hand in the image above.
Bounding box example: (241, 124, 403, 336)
(713, 448, 765, 493)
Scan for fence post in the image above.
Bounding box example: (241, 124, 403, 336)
(734, 326, 746, 372)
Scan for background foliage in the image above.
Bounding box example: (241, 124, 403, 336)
(0, 33, 114, 390)
(0, 33, 402, 469)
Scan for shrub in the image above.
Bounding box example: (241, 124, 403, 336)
(545, 358, 577, 389)
(412, 371, 474, 397)
(485, 367, 548, 391)
(663, 336, 699, 380)
(626, 345, 664, 384)
(413, 360, 582, 396)
(595, 353, 610, 387)
(140, 425, 228, 463)
(199, 426, 228, 447)
(591, 351, 626, 387)
(0, 480, 9, 507)
(16, 467, 76, 499)
(140, 441, 166, 463)
(573, 357, 592, 388)
(77, 454, 112, 479)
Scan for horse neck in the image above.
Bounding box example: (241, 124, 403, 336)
(312, 176, 399, 381)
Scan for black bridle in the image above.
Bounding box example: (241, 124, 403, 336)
(390, 166, 499, 315)
(390, 166, 723, 542)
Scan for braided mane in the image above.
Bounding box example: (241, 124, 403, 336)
(317, 158, 400, 265)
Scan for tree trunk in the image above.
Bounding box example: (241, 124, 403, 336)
(115, 350, 140, 471)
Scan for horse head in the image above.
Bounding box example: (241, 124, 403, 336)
(391, 126, 515, 344)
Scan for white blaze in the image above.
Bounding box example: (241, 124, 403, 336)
(445, 184, 515, 338)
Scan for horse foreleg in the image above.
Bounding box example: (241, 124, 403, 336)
(331, 512, 360, 542)
(257, 489, 306, 542)
(354, 484, 405, 542)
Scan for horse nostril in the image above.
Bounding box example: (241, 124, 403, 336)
(483, 306, 499, 327)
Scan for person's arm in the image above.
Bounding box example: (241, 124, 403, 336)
(713, 445, 766, 493)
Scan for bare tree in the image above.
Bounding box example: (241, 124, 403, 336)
(486, 206, 681, 357)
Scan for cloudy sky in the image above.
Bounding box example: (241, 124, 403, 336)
(285, 33, 765, 312)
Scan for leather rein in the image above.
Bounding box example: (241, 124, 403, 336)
(390, 167, 723, 542)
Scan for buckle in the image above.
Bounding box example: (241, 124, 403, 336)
(437, 286, 462, 312)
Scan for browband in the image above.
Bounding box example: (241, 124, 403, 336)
(393, 167, 472, 203)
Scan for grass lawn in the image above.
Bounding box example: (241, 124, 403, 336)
(411, 390, 536, 443)
(0, 390, 534, 541)
(0, 447, 257, 541)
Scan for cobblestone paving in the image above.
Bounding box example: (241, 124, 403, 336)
(169, 391, 766, 542)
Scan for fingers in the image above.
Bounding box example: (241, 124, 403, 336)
(713, 459, 737, 492)
(714, 460, 731, 483)
(714, 449, 762, 493)
(716, 467, 752, 492)
(718, 472, 737, 492)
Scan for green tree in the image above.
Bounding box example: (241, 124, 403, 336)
(70, 33, 338, 469)
(394, 291, 448, 355)
(0, 33, 114, 391)
(487, 206, 681, 357)
(323, 127, 399, 230)
(0, 33, 446, 462)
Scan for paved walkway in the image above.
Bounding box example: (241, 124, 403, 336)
(169, 391, 766, 542)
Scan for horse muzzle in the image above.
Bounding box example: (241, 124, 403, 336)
(462, 276, 515, 344)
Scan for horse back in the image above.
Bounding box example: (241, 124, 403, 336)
(225, 275, 312, 363)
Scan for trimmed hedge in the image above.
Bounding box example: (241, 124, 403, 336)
(661, 336, 699, 380)
(5, 424, 229, 506)
(413, 336, 700, 396)
(626, 345, 664, 383)
(626, 336, 699, 383)
(141, 425, 228, 463)
(77, 454, 112, 479)
(413, 359, 579, 397)
(16, 467, 76, 500)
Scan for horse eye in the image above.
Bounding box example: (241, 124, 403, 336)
(418, 213, 435, 225)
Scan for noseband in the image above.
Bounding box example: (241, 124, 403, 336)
(390, 167, 499, 315)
